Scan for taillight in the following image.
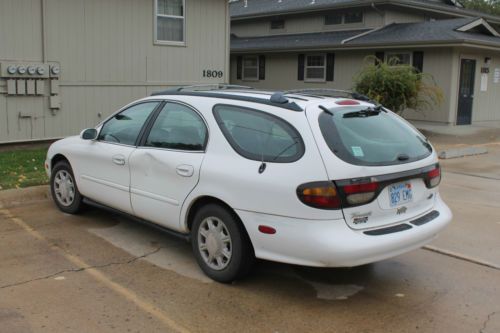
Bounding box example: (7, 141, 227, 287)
(425, 165, 441, 188)
(296, 181, 341, 209)
(341, 181, 379, 205)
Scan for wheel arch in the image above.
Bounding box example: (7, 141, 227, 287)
(184, 196, 255, 253)
(51, 153, 70, 170)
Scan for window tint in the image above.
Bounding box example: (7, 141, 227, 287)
(344, 11, 363, 23)
(270, 19, 285, 29)
(318, 106, 432, 166)
(213, 105, 304, 163)
(145, 103, 207, 151)
(99, 102, 159, 146)
(325, 13, 342, 25)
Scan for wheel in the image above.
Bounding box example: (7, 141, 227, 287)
(191, 204, 254, 283)
(50, 161, 84, 214)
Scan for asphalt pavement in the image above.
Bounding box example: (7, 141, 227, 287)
(0, 145, 499, 333)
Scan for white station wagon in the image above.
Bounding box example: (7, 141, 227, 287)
(45, 86, 452, 282)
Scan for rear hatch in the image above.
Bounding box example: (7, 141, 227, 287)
(305, 102, 440, 230)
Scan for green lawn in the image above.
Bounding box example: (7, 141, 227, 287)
(0, 148, 49, 190)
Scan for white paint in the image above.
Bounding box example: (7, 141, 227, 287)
(481, 73, 488, 92)
(494, 68, 500, 84)
(54, 276, 66, 281)
(395, 293, 405, 298)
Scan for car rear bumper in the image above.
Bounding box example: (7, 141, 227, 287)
(236, 193, 452, 267)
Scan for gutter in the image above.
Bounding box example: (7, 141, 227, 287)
(231, 39, 500, 54)
(231, 0, 500, 24)
(340, 24, 393, 44)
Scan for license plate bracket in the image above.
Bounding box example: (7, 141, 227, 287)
(389, 181, 413, 207)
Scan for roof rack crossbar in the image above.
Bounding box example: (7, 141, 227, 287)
(283, 89, 376, 104)
(151, 84, 253, 96)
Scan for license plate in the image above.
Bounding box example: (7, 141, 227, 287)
(389, 182, 413, 207)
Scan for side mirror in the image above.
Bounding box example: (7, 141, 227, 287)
(80, 128, 98, 140)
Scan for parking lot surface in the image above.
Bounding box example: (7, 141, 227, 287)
(1, 146, 499, 333)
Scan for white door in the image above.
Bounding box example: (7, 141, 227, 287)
(129, 102, 208, 231)
(76, 101, 161, 213)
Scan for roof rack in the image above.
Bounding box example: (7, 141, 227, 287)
(151, 84, 253, 96)
(284, 89, 376, 104)
(149, 90, 303, 112)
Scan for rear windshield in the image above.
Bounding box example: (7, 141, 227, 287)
(318, 106, 432, 166)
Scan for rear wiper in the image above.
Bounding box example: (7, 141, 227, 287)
(343, 105, 385, 118)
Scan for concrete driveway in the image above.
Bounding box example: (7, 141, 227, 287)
(1, 147, 499, 333)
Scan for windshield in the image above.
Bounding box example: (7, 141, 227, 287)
(318, 106, 432, 166)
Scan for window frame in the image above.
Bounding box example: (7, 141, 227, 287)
(386, 52, 412, 66)
(96, 101, 164, 148)
(212, 104, 306, 163)
(305, 54, 327, 83)
(154, 0, 186, 46)
(344, 10, 364, 24)
(242, 55, 260, 81)
(324, 13, 343, 26)
(139, 100, 209, 153)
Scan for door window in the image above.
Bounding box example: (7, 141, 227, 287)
(145, 103, 208, 151)
(213, 104, 305, 163)
(98, 102, 160, 146)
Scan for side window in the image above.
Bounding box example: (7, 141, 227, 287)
(98, 102, 159, 146)
(145, 102, 207, 151)
(213, 104, 305, 163)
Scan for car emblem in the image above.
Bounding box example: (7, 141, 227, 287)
(396, 206, 408, 215)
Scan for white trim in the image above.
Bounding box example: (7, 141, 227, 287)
(456, 18, 500, 37)
(304, 54, 327, 82)
(154, 0, 187, 46)
(242, 55, 260, 81)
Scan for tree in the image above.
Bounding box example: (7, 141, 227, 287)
(353, 57, 443, 114)
(460, 0, 500, 16)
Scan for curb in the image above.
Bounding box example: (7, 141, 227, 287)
(438, 146, 488, 159)
(0, 185, 51, 209)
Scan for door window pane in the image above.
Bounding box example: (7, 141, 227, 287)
(145, 103, 207, 151)
(99, 102, 159, 146)
(213, 105, 305, 163)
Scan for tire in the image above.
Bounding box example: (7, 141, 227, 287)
(191, 204, 254, 283)
(50, 161, 84, 214)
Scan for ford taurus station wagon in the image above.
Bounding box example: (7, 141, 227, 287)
(45, 86, 452, 283)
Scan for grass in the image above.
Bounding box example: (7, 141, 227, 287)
(0, 148, 49, 190)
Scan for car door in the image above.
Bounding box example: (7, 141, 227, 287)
(129, 101, 208, 231)
(75, 101, 161, 214)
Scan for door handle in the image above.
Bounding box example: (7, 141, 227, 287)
(176, 164, 194, 177)
(112, 155, 126, 166)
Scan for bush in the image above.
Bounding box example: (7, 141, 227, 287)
(353, 56, 443, 114)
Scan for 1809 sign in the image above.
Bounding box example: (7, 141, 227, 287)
(203, 70, 224, 78)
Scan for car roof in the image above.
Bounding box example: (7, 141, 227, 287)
(147, 86, 376, 112)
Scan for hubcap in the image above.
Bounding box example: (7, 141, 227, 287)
(53, 170, 75, 207)
(198, 217, 232, 270)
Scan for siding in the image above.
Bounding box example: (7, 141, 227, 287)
(0, 0, 229, 143)
(230, 48, 455, 123)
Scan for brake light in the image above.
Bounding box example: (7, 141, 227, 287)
(341, 181, 379, 205)
(335, 99, 360, 106)
(297, 182, 341, 209)
(426, 165, 441, 188)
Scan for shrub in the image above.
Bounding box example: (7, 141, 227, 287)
(353, 56, 443, 114)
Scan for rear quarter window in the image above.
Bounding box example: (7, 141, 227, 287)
(318, 106, 432, 166)
(213, 104, 305, 163)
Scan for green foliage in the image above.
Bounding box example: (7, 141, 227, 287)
(0, 148, 48, 190)
(461, 0, 500, 16)
(353, 56, 443, 114)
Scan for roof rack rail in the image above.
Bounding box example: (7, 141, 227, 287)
(284, 89, 376, 104)
(151, 84, 253, 96)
